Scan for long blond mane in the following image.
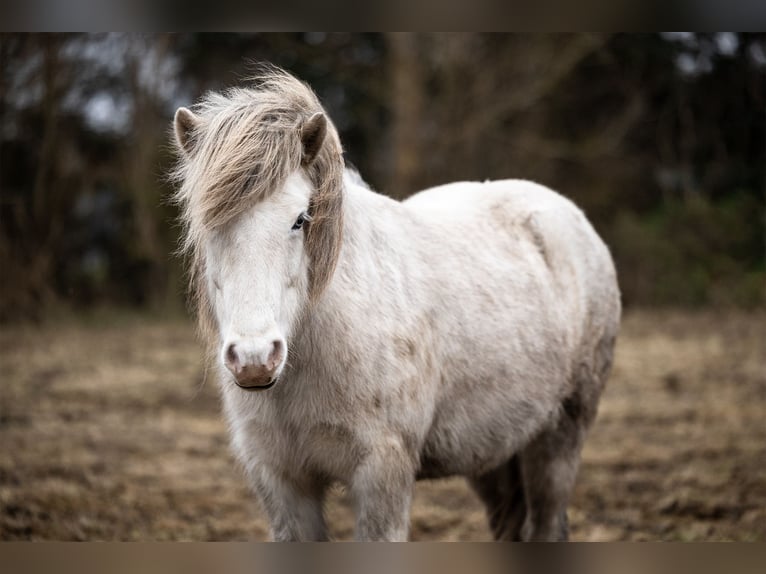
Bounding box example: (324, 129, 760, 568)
(171, 68, 345, 349)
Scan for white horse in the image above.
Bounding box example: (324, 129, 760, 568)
(171, 68, 621, 541)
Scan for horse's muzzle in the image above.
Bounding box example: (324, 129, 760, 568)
(223, 337, 285, 390)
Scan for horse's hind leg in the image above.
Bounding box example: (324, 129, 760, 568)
(469, 456, 527, 541)
(519, 333, 615, 541)
(518, 393, 589, 541)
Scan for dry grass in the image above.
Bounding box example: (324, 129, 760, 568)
(1, 310, 764, 541)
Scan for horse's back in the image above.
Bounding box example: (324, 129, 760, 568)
(405, 179, 576, 218)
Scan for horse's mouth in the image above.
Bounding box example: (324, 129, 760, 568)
(234, 377, 278, 391)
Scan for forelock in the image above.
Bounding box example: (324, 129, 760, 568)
(171, 70, 326, 254)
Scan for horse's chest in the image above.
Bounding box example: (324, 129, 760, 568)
(270, 418, 367, 482)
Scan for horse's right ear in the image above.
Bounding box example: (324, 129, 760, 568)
(174, 107, 201, 156)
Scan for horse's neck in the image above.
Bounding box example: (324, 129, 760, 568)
(292, 173, 408, 361)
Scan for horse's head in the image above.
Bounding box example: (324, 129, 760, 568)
(172, 71, 344, 390)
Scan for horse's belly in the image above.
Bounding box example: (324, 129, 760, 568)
(416, 379, 561, 480)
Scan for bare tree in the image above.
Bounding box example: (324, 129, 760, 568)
(387, 33, 425, 198)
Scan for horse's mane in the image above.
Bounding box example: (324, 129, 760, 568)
(171, 66, 345, 349)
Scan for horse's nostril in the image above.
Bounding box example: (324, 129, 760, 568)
(226, 343, 239, 368)
(268, 340, 283, 366)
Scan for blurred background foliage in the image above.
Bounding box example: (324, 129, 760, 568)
(0, 33, 764, 322)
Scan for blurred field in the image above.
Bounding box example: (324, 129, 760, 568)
(1, 310, 764, 541)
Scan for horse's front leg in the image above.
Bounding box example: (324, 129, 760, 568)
(249, 465, 328, 541)
(351, 438, 415, 541)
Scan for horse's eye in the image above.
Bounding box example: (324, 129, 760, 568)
(291, 212, 309, 231)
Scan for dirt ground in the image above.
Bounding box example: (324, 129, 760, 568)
(0, 310, 764, 541)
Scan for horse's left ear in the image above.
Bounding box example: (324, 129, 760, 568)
(301, 112, 327, 166)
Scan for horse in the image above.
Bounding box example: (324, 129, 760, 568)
(171, 68, 621, 541)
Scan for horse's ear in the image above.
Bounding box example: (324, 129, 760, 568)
(300, 112, 327, 166)
(174, 107, 201, 156)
